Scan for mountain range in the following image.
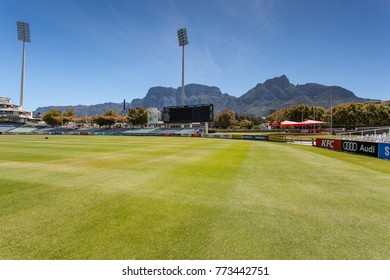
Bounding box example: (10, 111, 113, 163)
(35, 75, 375, 117)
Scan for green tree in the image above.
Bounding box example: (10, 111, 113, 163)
(268, 104, 322, 123)
(42, 109, 62, 126)
(62, 109, 76, 125)
(235, 113, 263, 126)
(365, 103, 390, 126)
(128, 107, 147, 126)
(103, 109, 119, 117)
(376, 104, 390, 126)
(93, 116, 116, 127)
(91, 109, 120, 127)
(328, 102, 390, 128)
(268, 102, 390, 129)
(239, 119, 252, 129)
(63, 109, 75, 117)
(213, 109, 237, 129)
(267, 109, 287, 123)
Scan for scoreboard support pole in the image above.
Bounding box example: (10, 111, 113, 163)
(205, 122, 209, 134)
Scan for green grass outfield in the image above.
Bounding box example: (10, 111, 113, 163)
(1, 135, 389, 260)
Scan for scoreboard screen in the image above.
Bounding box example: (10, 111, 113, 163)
(163, 104, 213, 123)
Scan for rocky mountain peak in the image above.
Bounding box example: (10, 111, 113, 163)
(263, 75, 292, 89)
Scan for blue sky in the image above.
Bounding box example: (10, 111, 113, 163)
(0, 0, 389, 112)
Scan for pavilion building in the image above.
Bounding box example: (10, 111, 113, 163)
(0, 96, 32, 123)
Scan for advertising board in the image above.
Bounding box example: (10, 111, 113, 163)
(315, 138, 342, 151)
(243, 135, 255, 140)
(242, 135, 268, 141)
(254, 135, 268, 141)
(268, 135, 285, 142)
(341, 140, 378, 157)
(201, 134, 232, 139)
(378, 143, 390, 160)
(232, 134, 243, 139)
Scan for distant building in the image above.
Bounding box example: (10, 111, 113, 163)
(0, 96, 32, 123)
(383, 100, 390, 106)
(147, 108, 161, 126)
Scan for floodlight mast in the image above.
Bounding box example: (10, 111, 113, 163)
(17, 21, 31, 111)
(177, 28, 188, 106)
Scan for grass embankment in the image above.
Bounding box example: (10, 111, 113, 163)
(0, 135, 389, 259)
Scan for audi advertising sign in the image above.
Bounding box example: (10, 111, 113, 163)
(316, 138, 342, 151)
(341, 140, 378, 157)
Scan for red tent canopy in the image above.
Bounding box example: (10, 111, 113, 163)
(270, 119, 327, 127)
(298, 119, 327, 126)
(269, 120, 300, 127)
(280, 120, 300, 127)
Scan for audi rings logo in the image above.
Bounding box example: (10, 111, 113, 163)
(343, 141, 358, 151)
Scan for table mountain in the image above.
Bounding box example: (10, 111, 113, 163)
(237, 75, 371, 115)
(34, 75, 375, 117)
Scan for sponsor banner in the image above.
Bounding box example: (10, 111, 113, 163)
(209, 134, 221, 138)
(378, 143, 390, 160)
(242, 135, 268, 141)
(316, 138, 342, 151)
(220, 134, 232, 139)
(232, 134, 243, 139)
(268, 135, 285, 142)
(341, 140, 378, 157)
(255, 135, 268, 141)
(243, 135, 255, 140)
(201, 134, 231, 139)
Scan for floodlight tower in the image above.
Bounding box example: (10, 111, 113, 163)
(177, 28, 188, 106)
(17, 21, 31, 110)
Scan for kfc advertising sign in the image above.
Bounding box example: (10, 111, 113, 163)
(315, 138, 342, 151)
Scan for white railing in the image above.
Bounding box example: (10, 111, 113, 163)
(337, 127, 390, 143)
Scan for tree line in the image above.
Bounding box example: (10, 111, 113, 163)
(213, 102, 390, 129)
(42, 107, 148, 127)
(267, 103, 390, 128)
(43, 107, 265, 129)
(42, 102, 390, 130)
(212, 110, 264, 129)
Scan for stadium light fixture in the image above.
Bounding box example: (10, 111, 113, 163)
(17, 21, 31, 110)
(177, 28, 188, 106)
